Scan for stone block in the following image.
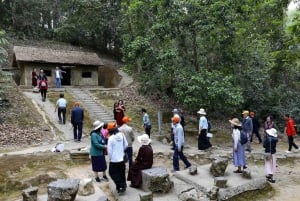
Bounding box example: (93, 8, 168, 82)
(78, 178, 95, 196)
(189, 165, 198, 175)
(22, 186, 38, 201)
(214, 177, 227, 188)
(210, 157, 228, 177)
(70, 150, 90, 162)
(139, 192, 153, 201)
(242, 169, 252, 179)
(141, 166, 173, 193)
(47, 179, 80, 201)
(207, 186, 219, 200)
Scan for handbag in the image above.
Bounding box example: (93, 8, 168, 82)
(122, 135, 128, 163)
(207, 132, 213, 138)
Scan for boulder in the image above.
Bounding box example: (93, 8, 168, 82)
(141, 166, 173, 193)
(22, 186, 38, 201)
(178, 188, 209, 201)
(78, 178, 95, 196)
(47, 179, 80, 201)
(214, 177, 227, 188)
(209, 158, 228, 177)
(207, 186, 219, 200)
(189, 165, 198, 175)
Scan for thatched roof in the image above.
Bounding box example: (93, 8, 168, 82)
(13, 46, 104, 66)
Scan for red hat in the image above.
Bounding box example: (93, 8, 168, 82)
(171, 115, 180, 123)
(107, 122, 116, 130)
(122, 116, 132, 123)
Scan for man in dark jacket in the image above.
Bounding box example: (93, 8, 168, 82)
(71, 102, 84, 142)
(250, 112, 262, 144)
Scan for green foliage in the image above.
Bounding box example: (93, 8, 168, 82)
(121, 0, 291, 117)
(0, 30, 8, 65)
(173, 69, 243, 114)
(1, 0, 300, 119)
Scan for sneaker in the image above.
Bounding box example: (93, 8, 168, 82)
(294, 148, 299, 153)
(285, 151, 291, 154)
(171, 169, 178, 173)
(118, 187, 126, 193)
(102, 175, 109, 181)
(95, 177, 101, 182)
(184, 165, 191, 169)
(267, 177, 276, 183)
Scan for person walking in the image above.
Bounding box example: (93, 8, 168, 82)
(38, 77, 48, 102)
(242, 110, 253, 152)
(118, 116, 135, 168)
(250, 111, 262, 144)
(71, 101, 84, 142)
(127, 134, 153, 188)
(55, 93, 68, 124)
(284, 114, 299, 153)
(229, 118, 247, 173)
(142, 108, 151, 137)
(107, 123, 128, 193)
(37, 69, 47, 81)
(31, 68, 38, 88)
(197, 108, 212, 150)
(172, 115, 191, 172)
(170, 108, 185, 150)
(90, 120, 108, 182)
(264, 128, 278, 183)
(115, 100, 126, 126)
(54, 67, 66, 88)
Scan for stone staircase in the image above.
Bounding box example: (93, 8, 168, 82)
(67, 87, 116, 123)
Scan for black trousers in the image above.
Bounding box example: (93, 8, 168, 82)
(109, 161, 126, 191)
(288, 136, 299, 151)
(58, 107, 66, 124)
(40, 89, 47, 101)
(251, 130, 262, 143)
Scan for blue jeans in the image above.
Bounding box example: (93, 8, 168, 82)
(125, 147, 133, 168)
(55, 78, 61, 88)
(173, 146, 191, 171)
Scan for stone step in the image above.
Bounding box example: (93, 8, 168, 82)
(67, 88, 114, 124)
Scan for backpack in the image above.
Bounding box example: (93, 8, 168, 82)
(240, 130, 248, 145)
(41, 80, 46, 87)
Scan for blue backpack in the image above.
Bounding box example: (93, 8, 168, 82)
(240, 130, 248, 145)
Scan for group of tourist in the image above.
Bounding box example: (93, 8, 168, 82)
(32, 68, 48, 101)
(227, 110, 299, 183)
(32, 67, 66, 101)
(89, 115, 153, 194)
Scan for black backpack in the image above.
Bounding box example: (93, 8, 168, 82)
(240, 130, 248, 145)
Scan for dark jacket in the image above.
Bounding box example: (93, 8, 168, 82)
(71, 106, 84, 124)
(251, 117, 260, 133)
(263, 135, 278, 154)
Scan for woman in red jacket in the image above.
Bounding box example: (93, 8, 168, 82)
(284, 114, 299, 153)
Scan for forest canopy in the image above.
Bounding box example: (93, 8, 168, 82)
(1, 0, 300, 123)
